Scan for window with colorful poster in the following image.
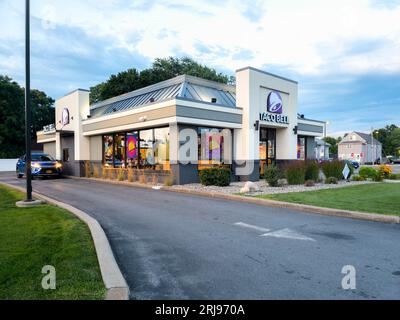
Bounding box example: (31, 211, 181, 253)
(198, 128, 227, 169)
(114, 133, 125, 167)
(126, 132, 138, 168)
(154, 127, 170, 170)
(208, 132, 223, 161)
(103, 135, 114, 166)
(297, 136, 306, 160)
(139, 129, 154, 168)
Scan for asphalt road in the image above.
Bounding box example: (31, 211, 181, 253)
(1, 172, 399, 300)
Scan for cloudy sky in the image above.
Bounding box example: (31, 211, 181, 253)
(1, 0, 399, 136)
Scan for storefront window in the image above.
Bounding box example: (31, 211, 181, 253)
(114, 134, 125, 167)
(297, 136, 306, 160)
(198, 128, 229, 169)
(102, 127, 170, 170)
(126, 132, 138, 168)
(139, 129, 155, 168)
(103, 135, 114, 167)
(154, 127, 170, 170)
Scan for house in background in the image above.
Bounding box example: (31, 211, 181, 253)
(315, 138, 330, 161)
(338, 131, 382, 164)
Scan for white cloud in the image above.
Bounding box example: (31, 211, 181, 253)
(2, 0, 400, 77)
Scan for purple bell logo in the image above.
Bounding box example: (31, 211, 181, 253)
(267, 92, 283, 114)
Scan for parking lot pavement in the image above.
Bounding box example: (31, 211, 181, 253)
(1, 171, 399, 300)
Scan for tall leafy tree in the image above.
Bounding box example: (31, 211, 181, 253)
(0, 75, 55, 158)
(373, 124, 399, 156)
(0, 76, 25, 158)
(90, 57, 231, 104)
(323, 136, 342, 157)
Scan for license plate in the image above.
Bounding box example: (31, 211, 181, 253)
(46, 170, 52, 174)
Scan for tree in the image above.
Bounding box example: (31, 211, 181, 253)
(31, 89, 55, 137)
(0, 75, 55, 158)
(323, 136, 342, 157)
(373, 124, 399, 156)
(89, 57, 231, 104)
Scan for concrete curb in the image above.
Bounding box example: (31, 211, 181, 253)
(67, 176, 400, 225)
(0, 181, 129, 300)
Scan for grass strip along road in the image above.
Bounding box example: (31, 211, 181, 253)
(0, 185, 105, 300)
(258, 183, 400, 216)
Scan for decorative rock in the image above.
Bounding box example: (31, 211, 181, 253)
(240, 181, 259, 194)
(278, 179, 288, 187)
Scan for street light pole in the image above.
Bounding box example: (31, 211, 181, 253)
(25, 0, 32, 201)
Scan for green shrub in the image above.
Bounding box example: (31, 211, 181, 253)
(352, 175, 366, 181)
(325, 177, 338, 184)
(305, 160, 320, 182)
(285, 161, 306, 185)
(117, 168, 125, 181)
(389, 173, 400, 180)
(359, 167, 377, 179)
(264, 165, 281, 187)
(372, 171, 384, 182)
(164, 175, 175, 186)
(321, 160, 346, 180)
(199, 167, 231, 187)
(304, 179, 315, 187)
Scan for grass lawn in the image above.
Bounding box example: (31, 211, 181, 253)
(0, 185, 106, 300)
(257, 183, 400, 216)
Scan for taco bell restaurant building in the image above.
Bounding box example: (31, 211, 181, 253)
(37, 67, 326, 184)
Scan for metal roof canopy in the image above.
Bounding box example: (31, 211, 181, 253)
(89, 75, 237, 119)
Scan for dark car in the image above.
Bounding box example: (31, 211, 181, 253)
(16, 153, 63, 178)
(346, 160, 360, 169)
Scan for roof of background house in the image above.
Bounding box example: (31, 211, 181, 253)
(315, 138, 331, 146)
(89, 75, 236, 119)
(340, 131, 381, 145)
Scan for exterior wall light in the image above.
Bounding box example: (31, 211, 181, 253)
(254, 120, 260, 131)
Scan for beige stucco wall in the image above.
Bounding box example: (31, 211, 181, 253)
(235, 67, 298, 161)
(43, 142, 56, 158)
(90, 136, 103, 161)
(55, 89, 90, 160)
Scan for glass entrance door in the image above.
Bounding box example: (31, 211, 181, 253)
(259, 128, 276, 177)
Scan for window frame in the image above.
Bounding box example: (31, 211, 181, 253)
(102, 125, 170, 170)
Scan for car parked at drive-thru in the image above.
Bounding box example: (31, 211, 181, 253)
(16, 153, 63, 178)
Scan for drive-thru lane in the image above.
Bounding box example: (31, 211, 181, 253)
(1, 172, 399, 299)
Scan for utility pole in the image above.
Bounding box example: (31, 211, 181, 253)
(324, 121, 330, 160)
(25, 0, 32, 201)
(371, 127, 374, 166)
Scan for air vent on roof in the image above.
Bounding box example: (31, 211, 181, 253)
(211, 98, 217, 103)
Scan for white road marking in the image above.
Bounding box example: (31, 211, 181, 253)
(234, 222, 270, 233)
(261, 228, 315, 242)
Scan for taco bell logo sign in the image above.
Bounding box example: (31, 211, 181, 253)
(62, 108, 70, 126)
(267, 91, 283, 114)
(259, 91, 289, 124)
